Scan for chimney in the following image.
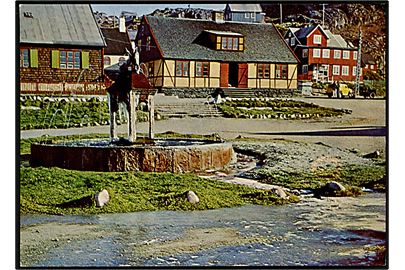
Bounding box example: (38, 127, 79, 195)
(213, 11, 224, 23)
(119, 16, 126, 32)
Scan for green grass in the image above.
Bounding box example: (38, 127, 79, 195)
(20, 166, 298, 215)
(20, 99, 148, 130)
(217, 99, 346, 119)
(251, 164, 386, 191)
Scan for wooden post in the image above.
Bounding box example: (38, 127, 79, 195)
(109, 93, 117, 141)
(128, 90, 140, 143)
(148, 95, 155, 139)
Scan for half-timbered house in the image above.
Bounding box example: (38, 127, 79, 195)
(135, 15, 299, 97)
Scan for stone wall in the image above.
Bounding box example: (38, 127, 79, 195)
(30, 141, 234, 173)
(160, 88, 216, 98)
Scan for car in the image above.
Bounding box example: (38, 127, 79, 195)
(359, 84, 377, 98)
(326, 82, 355, 98)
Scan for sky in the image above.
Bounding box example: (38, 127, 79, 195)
(92, 4, 226, 16)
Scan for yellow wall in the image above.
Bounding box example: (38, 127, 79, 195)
(210, 62, 220, 78)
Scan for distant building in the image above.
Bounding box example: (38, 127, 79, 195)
(101, 17, 132, 68)
(135, 15, 298, 96)
(19, 4, 106, 94)
(224, 4, 265, 23)
(284, 25, 362, 82)
(361, 53, 378, 74)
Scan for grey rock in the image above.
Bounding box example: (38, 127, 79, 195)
(325, 181, 346, 192)
(363, 150, 381, 159)
(186, 190, 199, 204)
(95, 189, 110, 207)
(271, 187, 289, 200)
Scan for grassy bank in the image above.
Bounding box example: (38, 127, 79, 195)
(217, 99, 349, 119)
(20, 98, 148, 130)
(20, 166, 298, 215)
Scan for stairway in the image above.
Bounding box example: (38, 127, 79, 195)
(156, 102, 223, 118)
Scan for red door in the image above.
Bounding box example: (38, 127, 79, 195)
(238, 63, 248, 88)
(220, 63, 229, 88)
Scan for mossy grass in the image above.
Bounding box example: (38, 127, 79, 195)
(20, 166, 298, 215)
(217, 99, 346, 119)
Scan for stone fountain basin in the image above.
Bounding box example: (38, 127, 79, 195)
(30, 139, 234, 173)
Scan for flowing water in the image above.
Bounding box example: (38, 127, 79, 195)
(20, 193, 386, 267)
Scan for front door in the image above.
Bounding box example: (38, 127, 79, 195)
(237, 63, 248, 88)
(220, 63, 229, 87)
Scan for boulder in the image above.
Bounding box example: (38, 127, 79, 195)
(95, 189, 110, 207)
(186, 190, 200, 204)
(363, 150, 381, 159)
(271, 187, 289, 200)
(325, 181, 346, 192)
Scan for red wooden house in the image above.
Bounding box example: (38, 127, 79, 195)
(284, 25, 362, 83)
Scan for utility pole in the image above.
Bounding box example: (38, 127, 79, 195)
(280, 4, 282, 23)
(355, 29, 363, 97)
(322, 4, 326, 28)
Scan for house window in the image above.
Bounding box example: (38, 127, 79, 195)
(175, 61, 189, 77)
(59, 50, 81, 69)
(370, 64, 374, 69)
(221, 36, 239, 50)
(342, 66, 349, 76)
(119, 57, 126, 66)
(302, 49, 308, 58)
(148, 62, 154, 76)
(313, 48, 321, 58)
(343, 50, 350, 59)
(332, 65, 340, 75)
(322, 49, 330, 58)
(20, 49, 29, 67)
(137, 40, 142, 52)
(290, 38, 295, 46)
(353, 66, 362, 76)
(257, 64, 270, 79)
(334, 50, 341, 59)
(353, 51, 358, 60)
(275, 64, 288, 79)
(104, 56, 111, 66)
(245, 12, 250, 18)
(251, 12, 255, 18)
(146, 36, 151, 51)
(313, 34, 322, 44)
(195, 62, 209, 77)
(302, 65, 308, 74)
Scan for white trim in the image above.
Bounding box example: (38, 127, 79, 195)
(334, 50, 341, 59)
(353, 51, 358, 60)
(302, 64, 308, 74)
(322, 49, 330, 58)
(333, 65, 340, 75)
(313, 48, 321, 58)
(307, 25, 329, 40)
(343, 50, 350, 59)
(313, 34, 322, 44)
(342, 65, 349, 76)
(302, 49, 308, 58)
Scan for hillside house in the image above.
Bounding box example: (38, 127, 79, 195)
(362, 53, 378, 74)
(224, 4, 265, 23)
(19, 4, 106, 94)
(101, 17, 132, 68)
(135, 15, 298, 97)
(284, 25, 362, 82)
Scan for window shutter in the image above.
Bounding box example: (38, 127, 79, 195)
(51, 50, 60, 68)
(30, 49, 38, 68)
(82, 51, 89, 69)
(216, 36, 221, 50)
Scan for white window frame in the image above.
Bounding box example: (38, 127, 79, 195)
(334, 50, 341, 59)
(313, 34, 322, 44)
(251, 12, 255, 18)
(313, 48, 321, 58)
(322, 49, 330, 58)
(332, 65, 340, 75)
(370, 64, 374, 69)
(342, 65, 349, 76)
(290, 38, 295, 46)
(353, 51, 358, 60)
(302, 64, 308, 74)
(343, 50, 350, 59)
(302, 49, 308, 58)
(245, 12, 250, 18)
(352, 66, 362, 76)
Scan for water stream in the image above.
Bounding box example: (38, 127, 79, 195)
(20, 193, 386, 267)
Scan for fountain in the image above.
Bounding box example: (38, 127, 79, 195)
(30, 50, 234, 173)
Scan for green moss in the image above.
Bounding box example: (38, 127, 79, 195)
(20, 166, 297, 215)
